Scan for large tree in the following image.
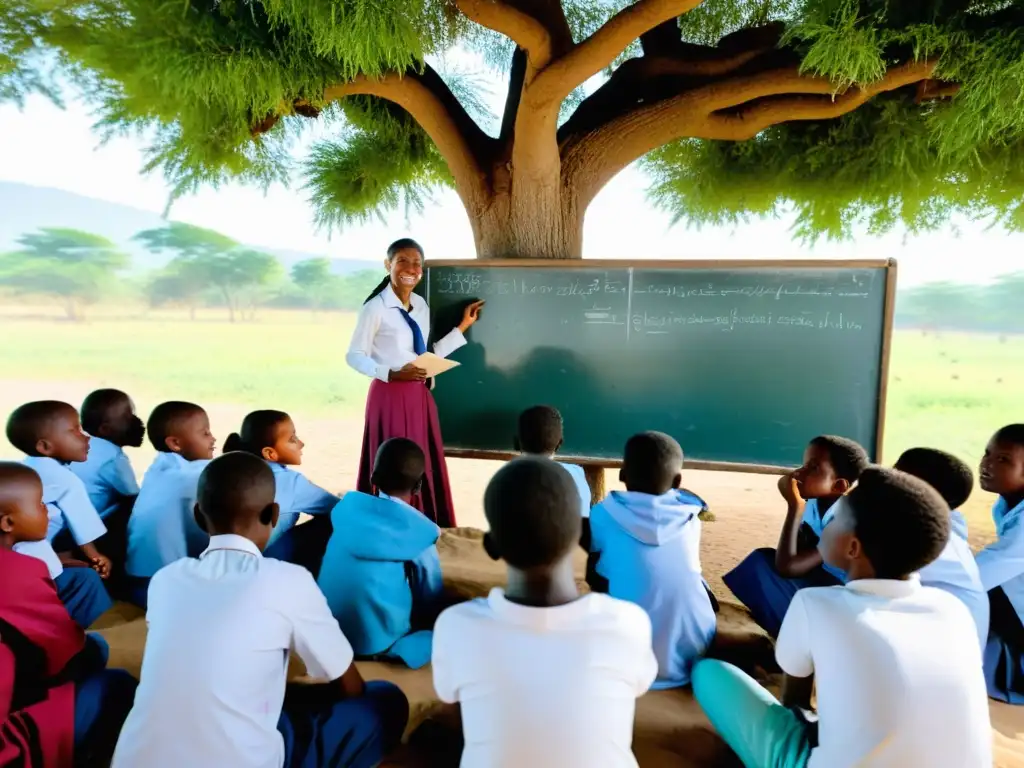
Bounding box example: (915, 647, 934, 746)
(4, 2, 1023, 257)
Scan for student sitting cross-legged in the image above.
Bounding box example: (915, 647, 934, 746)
(432, 457, 658, 768)
(223, 410, 339, 576)
(0, 461, 137, 766)
(723, 435, 869, 637)
(694, 467, 993, 768)
(976, 423, 1024, 703)
(893, 447, 989, 650)
(112, 452, 409, 768)
(317, 438, 442, 670)
(587, 431, 715, 689)
(124, 401, 216, 609)
(70, 388, 146, 568)
(6, 401, 113, 628)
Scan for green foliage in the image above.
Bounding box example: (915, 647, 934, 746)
(897, 273, 1024, 333)
(0, 227, 129, 319)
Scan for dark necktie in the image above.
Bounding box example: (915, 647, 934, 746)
(397, 307, 427, 355)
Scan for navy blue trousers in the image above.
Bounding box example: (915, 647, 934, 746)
(278, 681, 409, 768)
(73, 635, 138, 766)
(55, 567, 113, 629)
(265, 516, 333, 579)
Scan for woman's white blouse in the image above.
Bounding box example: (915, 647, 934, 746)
(346, 283, 466, 382)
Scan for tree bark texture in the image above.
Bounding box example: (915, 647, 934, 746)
(277, 1, 944, 261)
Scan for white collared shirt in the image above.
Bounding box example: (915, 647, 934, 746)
(126, 452, 210, 578)
(112, 534, 354, 768)
(69, 436, 139, 519)
(776, 576, 991, 768)
(432, 588, 657, 767)
(346, 283, 466, 382)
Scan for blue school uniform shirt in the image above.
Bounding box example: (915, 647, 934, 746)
(266, 463, 339, 546)
(918, 511, 989, 650)
(950, 509, 969, 542)
(69, 437, 139, 519)
(126, 452, 210, 579)
(557, 461, 592, 518)
(23, 456, 107, 546)
(804, 498, 847, 583)
(589, 489, 716, 689)
(976, 497, 1024, 624)
(317, 490, 442, 668)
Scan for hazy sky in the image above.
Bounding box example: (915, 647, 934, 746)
(1, 49, 1021, 287)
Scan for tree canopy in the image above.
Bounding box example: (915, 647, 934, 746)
(4, 1, 1023, 256)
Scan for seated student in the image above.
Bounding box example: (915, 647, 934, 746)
(0, 461, 137, 765)
(693, 468, 993, 768)
(894, 447, 989, 650)
(432, 457, 657, 767)
(112, 452, 408, 768)
(70, 388, 146, 567)
(6, 401, 113, 628)
(976, 423, 1024, 704)
(723, 435, 869, 637)
(222, 409, 338, 575)
(124, 401, 215, 609)
(587, 431, 715, 689)
(317, 438, 442, 670)
(516, 405, 593, 518)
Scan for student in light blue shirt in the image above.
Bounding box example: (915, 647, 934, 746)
(6, 401, 113, 628)
(723, 435, 869, 637)
(588, 431, 715, 689)
(976, 424, 1024, 704)
(125, 401, 216, 608)
(221, 410, 338, 576)
(318, 438, 443, 670)
(894, 447, 989, 650)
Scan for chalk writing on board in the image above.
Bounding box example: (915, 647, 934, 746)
(631, 283, 870, 300)
(631, 309, 864, 335)
(435, 271, 627, 298)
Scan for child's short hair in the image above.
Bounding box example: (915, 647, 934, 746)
(845, 467, 949, 579)
(80, 389, 130, 435)
(622, 431, 683, 494)
(222, 410, 289, 456)
(895, 448, 974, 510)
(371, 438, 425, 495)
(147, 401, 205, 452)
(808, 435, 870, 483)
(5, 401, 75, 455)
(517, 405, 564, 455)
(197, 452, 276, 530)
(485, 457, 581, 569)
(993, 424, 1024, 447)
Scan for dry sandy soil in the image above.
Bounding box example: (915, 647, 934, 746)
(2, 379, 1022, 764)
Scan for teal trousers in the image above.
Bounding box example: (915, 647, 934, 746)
(692, 659, 814, 768)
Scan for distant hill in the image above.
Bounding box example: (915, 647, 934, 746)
(0, 182, 377, 275)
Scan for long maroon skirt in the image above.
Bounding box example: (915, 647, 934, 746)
(357, 379, 456, 527)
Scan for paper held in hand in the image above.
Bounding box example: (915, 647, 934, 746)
(411, 352, 460, 378)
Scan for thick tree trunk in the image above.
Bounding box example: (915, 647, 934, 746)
(472, 188, 583, 260)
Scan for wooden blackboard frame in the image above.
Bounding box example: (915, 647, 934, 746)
(425, 257, 898, 476)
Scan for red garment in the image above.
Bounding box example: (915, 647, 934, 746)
(0, 548, 84, 767)
(357, 379, 457, 527)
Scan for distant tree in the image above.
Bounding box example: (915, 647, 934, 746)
(145, 259, 209, 320)
(897, 281, 983, 332)
(0, 228, 129, 320)
(135, 223, 282, 322)
(290, 257, 337, 313)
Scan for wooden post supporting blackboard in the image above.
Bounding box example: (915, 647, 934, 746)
(583, 464, 606, 506)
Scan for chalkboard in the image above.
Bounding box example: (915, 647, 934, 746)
(421, 259, 896, 469)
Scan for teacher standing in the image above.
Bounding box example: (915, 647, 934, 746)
(346, 238, 483, 527)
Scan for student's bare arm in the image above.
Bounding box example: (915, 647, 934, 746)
(773, 475, 821, 578)
(78, 542, 111, 578)
(781, 673, 814, 711)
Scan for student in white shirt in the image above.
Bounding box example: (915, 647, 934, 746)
(694, 467, 992, 768)
(893, 447, 989, 649)
(432, 456, 658, 768)
(124, 401, 216, 608)
(70, 388, 146, 570)
(112, 452, 408, 768)
(976, 423, 1024, 704)
(6, 401, 113, 628)
(346, 238, 483, 528)
(221, 409, 338, 575)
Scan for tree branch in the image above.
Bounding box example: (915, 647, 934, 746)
(319, 66, 496, 206)
(454, 0, 571, 75)
(562, 59, 938, 207)
(530, 0, 706, 105)
(501, 47, 528, 145)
